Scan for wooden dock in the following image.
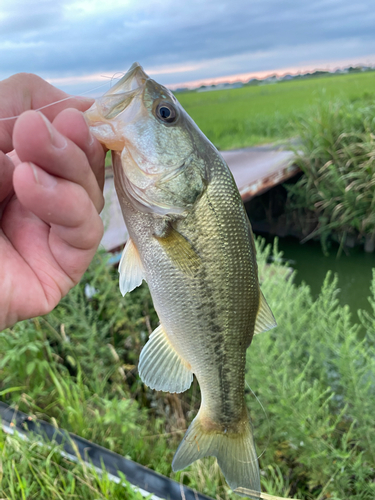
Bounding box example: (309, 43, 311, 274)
(100, 145, 298, 251)
(221, 145, 297, 202)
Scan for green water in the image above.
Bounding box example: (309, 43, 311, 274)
(261, 235, 375, 319)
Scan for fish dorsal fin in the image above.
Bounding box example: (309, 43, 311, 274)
(254, 290, 277, 335)
(118, 238, 146, 296)
(154, 227, 200, 277)
(138, 324, 193, 394)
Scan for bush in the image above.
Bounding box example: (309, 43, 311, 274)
(0, 243, 375, 499)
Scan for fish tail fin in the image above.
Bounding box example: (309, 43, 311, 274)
(172, 407, 261, 499)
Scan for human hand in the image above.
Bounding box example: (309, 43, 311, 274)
(0, 73, 105, 330)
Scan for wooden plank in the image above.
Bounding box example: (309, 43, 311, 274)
(100, 178, 129, 251)
(221, 145, 298, 202)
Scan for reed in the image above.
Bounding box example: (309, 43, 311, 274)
(287, 99, 375, 253)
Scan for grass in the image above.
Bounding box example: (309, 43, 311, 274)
(247, 241, 375, 499)
(1, 241, 375, 499)
(286, 98, 375, 252)
(176, 71, 375, 150)
(0, 426, 146, 499)
(1, 72, 375, 498)
(177, 69, 375, 251)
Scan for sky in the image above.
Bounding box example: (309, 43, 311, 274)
(1, 0, 375, 96)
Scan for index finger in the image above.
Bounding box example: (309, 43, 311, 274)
(0, 73, 93, 153)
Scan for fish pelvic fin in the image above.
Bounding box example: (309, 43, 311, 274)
(172, 407, 261, 498)
(118, 238, 146, 296)
(138, 324, 193, 393)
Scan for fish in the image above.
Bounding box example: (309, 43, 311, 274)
(84, 62, 277, 498)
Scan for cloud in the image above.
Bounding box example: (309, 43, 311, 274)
(0, 0, 374, 91)
(0, 0, 64, 35)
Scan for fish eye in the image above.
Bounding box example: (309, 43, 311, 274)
(156, 103, 177, 123)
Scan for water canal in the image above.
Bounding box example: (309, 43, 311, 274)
(259, 233, 375, 320)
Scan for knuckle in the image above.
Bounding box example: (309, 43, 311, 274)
(73, 195, 93, 227)
(79, 217, 104, 250)
(10, 73, 46, 92)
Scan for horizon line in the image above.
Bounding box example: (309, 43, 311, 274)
(45, 54, 375, 94)
(165, 56, 375, 89)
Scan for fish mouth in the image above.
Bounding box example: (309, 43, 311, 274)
(86, 63, 150, 123)
(106, 62, 149, 95)
(86, 62, 173, 127)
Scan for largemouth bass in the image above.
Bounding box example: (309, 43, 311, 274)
(84, 63, 277, 497)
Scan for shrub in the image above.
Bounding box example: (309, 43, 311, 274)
(0, 243, 375, 499)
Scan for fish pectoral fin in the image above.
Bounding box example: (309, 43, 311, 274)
(154, 227, 200, 277)
(118, 238, 146, 296)
(138, 324, 193, 394)
(254, 290, 277, 335)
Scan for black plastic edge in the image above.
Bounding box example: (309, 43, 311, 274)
(0, 401, 213, 500)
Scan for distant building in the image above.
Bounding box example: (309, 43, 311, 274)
(347, 66, 363, 73)
(259, 75, 278, 85)
(197, 82, 243, 92)
(281, 74, 293, 81)
(190, 64, 375, 92)
(245, 78, 259, 86)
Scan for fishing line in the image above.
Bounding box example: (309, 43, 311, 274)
(245, 379, 271, 461)
(0, 79, 114, 123)
(109, 72, 126, 86)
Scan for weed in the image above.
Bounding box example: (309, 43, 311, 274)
(0, 427, 145, 499)
(287, 99, 375, 252)
(0, 242, 375, 499)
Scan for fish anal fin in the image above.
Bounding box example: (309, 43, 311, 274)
(172, 408, 261, 498)
(118, 238, 146, 296)
(154, 227, 200, 277)
(254, 290, 277, 335)
(138, 324, 193, 393)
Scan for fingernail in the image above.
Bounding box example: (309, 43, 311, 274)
(30, 163, 57, 188)
(38, 112, 67, 149)
(75, 111, 95, 146)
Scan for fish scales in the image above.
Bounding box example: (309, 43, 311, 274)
(85, 62, 277, 499)
(117, 152, 258, 423)
(178, 160, 259, 424)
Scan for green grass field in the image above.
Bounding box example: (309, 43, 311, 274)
(177, 71, 375, 150)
